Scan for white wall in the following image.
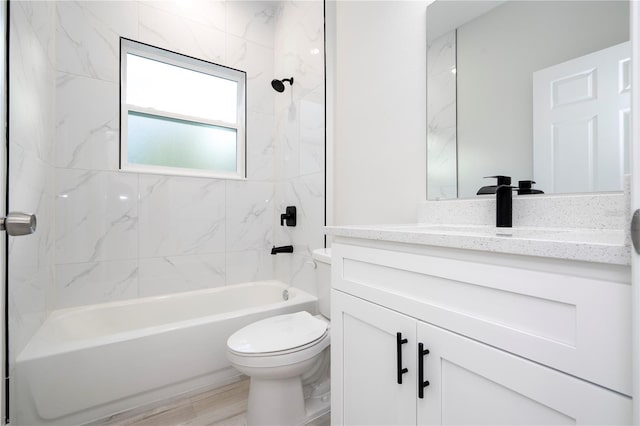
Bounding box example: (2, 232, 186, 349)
(331, 1, 427, 225)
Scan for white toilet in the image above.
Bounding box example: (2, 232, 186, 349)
(226, 248, 332, 426)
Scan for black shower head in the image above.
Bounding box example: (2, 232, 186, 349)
(271, 77, 294, 93)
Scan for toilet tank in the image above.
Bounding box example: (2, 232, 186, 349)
(312, 248, 331, 319)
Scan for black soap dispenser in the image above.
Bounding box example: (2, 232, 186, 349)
(517, 180, 544, 195)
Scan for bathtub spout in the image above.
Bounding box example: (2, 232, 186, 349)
(271, 245, 294, 255)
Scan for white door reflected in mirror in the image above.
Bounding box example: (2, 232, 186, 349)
(533, 42, 631, 194)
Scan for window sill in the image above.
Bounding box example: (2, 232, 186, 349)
(120, 164, 247, 180)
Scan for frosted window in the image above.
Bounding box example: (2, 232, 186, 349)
(120, 38, 246, 178)
(128, 111, 237, 172)
(126, 54, 238, 124)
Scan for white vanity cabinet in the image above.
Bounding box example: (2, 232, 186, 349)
(330, 240, 633, 425)
(332, 290, 417, 425)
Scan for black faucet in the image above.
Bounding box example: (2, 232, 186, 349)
(517, 180, 544, 195)
(476, 175, 511, 195)
(495, 183, 514, 228)
(477, 176, 516, 228)
(271, 245, 293, 255)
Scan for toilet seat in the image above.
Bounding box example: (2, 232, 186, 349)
(226, 312, 330, 369)
(227, 311, 328, 355)
(227, 331, 330, 369)
(228, 329, 329, 357)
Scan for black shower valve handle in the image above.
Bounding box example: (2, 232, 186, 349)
(280, 206, 297, 227)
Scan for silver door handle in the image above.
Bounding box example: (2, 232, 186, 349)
(1, 212, 36, 236)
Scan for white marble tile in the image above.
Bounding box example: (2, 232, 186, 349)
(9, 215, 54, 305)
(55, 260, 138, 309)
(55, 1, 138, 82)
(55, 72, 119, 170)
(10, 5, 55, 165)
(9, 148, 55, 267)
(227, 35, 274, 115)
(226, 249, 274, 285)
(226, 34, 273, 76)
(139, 254, 226, 297)
(288, 252, 318, 296)
(246, 111, 275, 181)
(427, 71, 456, 130)
(274, 98, 300, 180)
(226, 1, 276, 48)
(299, 94, 324, 176)
(427, 126, 458, 200)
(139, 0, 226, 33)
(55, 169, 138, 264)
(16, 1, 56, 66)
(273, 1, 324, 99)
(226, 181, 274, 251)
(427, 31, 456, 78)
(8, 265, 52, 359)
(139, 3, 226, 66)
(276, 173, 324, 254)
(272, 180, 294, 246)
(427, 30, 457, 201)
(273, 247, 291, 285)
(9, 0, 56, 362)
(294, 173, 325, 251)
(273, 250, 320, 295)
(138, 175, 226, 257)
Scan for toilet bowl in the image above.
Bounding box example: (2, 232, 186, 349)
(226, 248, 332, 426)
(228, 312, 329, 425)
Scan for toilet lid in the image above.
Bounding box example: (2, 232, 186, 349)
(227, 311, 328, 354)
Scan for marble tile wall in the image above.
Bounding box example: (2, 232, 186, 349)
(427, 30, 457, 200)
(52, 1, 282, 309)
(272, 1, 325, 295)
(9, 1, 56, 360)
(52, 1, 324, 309)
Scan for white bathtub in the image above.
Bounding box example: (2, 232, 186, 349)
(14, 280, 317, 425)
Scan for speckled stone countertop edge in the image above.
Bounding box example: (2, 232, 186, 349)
(325, 225, 631, 266)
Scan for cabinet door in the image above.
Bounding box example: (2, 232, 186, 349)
(417, 321, 632, 426)
(332, 290, 417, 426)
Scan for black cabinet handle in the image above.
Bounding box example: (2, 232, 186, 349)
(418, 343, 430, 398)
(396, 332, 408, 384)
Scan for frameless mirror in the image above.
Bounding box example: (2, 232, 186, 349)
(427, 0, 630, 200)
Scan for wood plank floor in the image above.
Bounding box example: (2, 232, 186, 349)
(99, 379, 330, 426)
(102, 379, 250, 426)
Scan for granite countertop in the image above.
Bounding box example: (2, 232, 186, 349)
(326, 224, 631, 265)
